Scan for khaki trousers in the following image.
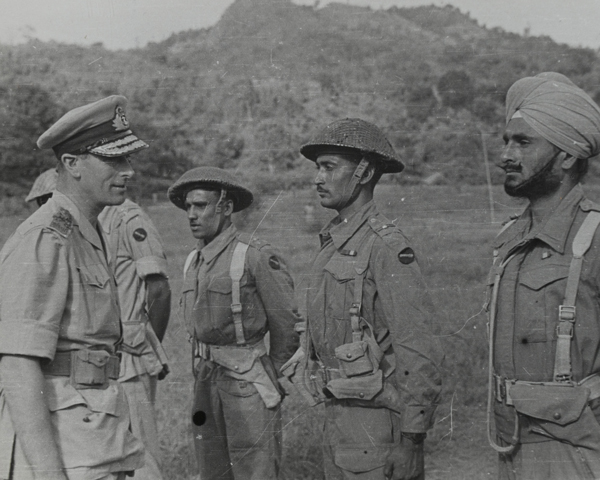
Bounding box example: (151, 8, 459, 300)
(322, 400, 419, 480)
(193, 367, 281, 480)
(120, 373, 163, 480)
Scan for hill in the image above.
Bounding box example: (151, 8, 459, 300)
(2, 0, 600, 201)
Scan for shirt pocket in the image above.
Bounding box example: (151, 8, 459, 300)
(76, 264, 114, 336)
(207, 276, 234, 331)
(518, 263, 569, 343)
(323, 254, 357, 317)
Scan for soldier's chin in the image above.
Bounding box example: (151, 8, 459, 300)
(504, 182, 527, 198)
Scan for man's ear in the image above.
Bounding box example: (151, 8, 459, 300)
(560, 152, 578, 171)
(222, 199, 234, 217)
(358, 162, 376, 185)
(60, 154, 82, 179)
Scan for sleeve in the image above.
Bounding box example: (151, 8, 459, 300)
(0, 228, 69, 360)
(122, 211, 168, 279)
(372, 235, 443, 433)
(250, 244, 301, 370)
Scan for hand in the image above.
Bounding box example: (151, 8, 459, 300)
(383, 438, 424, 480)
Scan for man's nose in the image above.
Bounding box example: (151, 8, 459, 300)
(314, 169, 325, 184)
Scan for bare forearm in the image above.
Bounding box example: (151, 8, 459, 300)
(146, 275, 171, 341)
(0, 355, 67, 480)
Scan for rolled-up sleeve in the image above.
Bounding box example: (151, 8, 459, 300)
(0, 228, 68, 360)
(123, 213, 168, 279)
(373, 237, 443, 433)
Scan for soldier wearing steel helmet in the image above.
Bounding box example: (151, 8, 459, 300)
(25, 167, 58, 206)
(283, 118, 442, 480)
(168, 166, 300, 480)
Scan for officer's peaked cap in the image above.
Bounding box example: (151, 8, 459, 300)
(300, 118, 404, 174)
(168, 167, 254, 213)
(37, 95, 148, 159)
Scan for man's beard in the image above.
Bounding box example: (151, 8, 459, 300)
(504, 153, 561, 198)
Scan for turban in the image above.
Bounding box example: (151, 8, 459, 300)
(506, 72, 600, 159)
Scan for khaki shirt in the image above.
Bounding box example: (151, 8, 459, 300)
(0, 192, 143, 474)
(181, 224, 300, 370)
(491, 185, 600, 441)
(99, 199, 168, 381)
(306, 201, 442, 433)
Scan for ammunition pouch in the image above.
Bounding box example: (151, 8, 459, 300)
(325, 369, 383, 400)
(41, 350, 119, 390)
(495, 374, 600, 448)
(196, 340, 283, 409)
(335, 341, 375, 377)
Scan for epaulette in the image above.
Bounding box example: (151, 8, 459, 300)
(121, 206, 142, 224)
(580, 198, 600, 213)
(367, 215, 407, 242)
(48, 207, 74, 237)
(237, 233, 271, 251)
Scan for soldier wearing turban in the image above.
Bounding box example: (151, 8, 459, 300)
(486, 73, 600, 479)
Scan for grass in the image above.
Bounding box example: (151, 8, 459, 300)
(4, 184, 600, 479)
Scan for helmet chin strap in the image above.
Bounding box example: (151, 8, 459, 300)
(210, 189, 228, 237)
(215, 188, 226, 213)
(337, 158, 370, 212)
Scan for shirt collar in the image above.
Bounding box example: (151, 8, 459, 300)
(319, 201, 377, 250)
(50, 191, 104, 251)
(200, 224, 238, 263)
(497, 184, 585, 254)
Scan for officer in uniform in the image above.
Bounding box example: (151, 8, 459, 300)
(284, 118, 442, 480)
(25, 167, 58, 206)
(0, 96, 147, 480)
(98, 199, 171, 480)
(487, 73, 600, 479)
(24, 128, 171, 480)
(168, 166, 300, 480)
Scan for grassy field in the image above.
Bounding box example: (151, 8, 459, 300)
(6, 183, 598, 479)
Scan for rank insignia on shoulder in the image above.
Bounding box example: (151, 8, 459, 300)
(50, 207, 73, 236)
(133, 228, 147, 242)
(398, 247, 415, 264)
(268, 256, 281, 270)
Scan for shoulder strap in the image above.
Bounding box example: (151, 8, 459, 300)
(349, 234, 378, 342)
(554, 211, 600, 383)
(230, 241, 250, 345)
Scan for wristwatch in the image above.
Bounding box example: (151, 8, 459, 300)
(401, 432, 427, 444)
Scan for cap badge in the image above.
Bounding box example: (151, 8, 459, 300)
(112, 106, 129, 131)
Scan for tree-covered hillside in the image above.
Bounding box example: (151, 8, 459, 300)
(2, 0, 600, 199)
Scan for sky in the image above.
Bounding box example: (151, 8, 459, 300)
(2, 0, 600, 51)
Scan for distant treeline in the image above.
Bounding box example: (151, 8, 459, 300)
(2, 0, 600, 199)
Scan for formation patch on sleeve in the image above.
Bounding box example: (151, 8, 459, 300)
(133, 228, 147, 242)
(268, 256, 281, 270)
(398, 247, 415, 264)
(49, 207, 73, 237)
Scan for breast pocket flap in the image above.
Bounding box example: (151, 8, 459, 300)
(207, 277, 232, 294)
(519, 264, 568, 291)
(324, 256, 357, 282)
(77, 265, 109, 288)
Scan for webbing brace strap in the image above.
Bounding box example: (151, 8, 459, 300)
(183, 249, 198, 281)
(230, 241, 250, 345)
(349, 234, 378, 342)
(487, 252, 522, 454)
(554, 211, 600, 383)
